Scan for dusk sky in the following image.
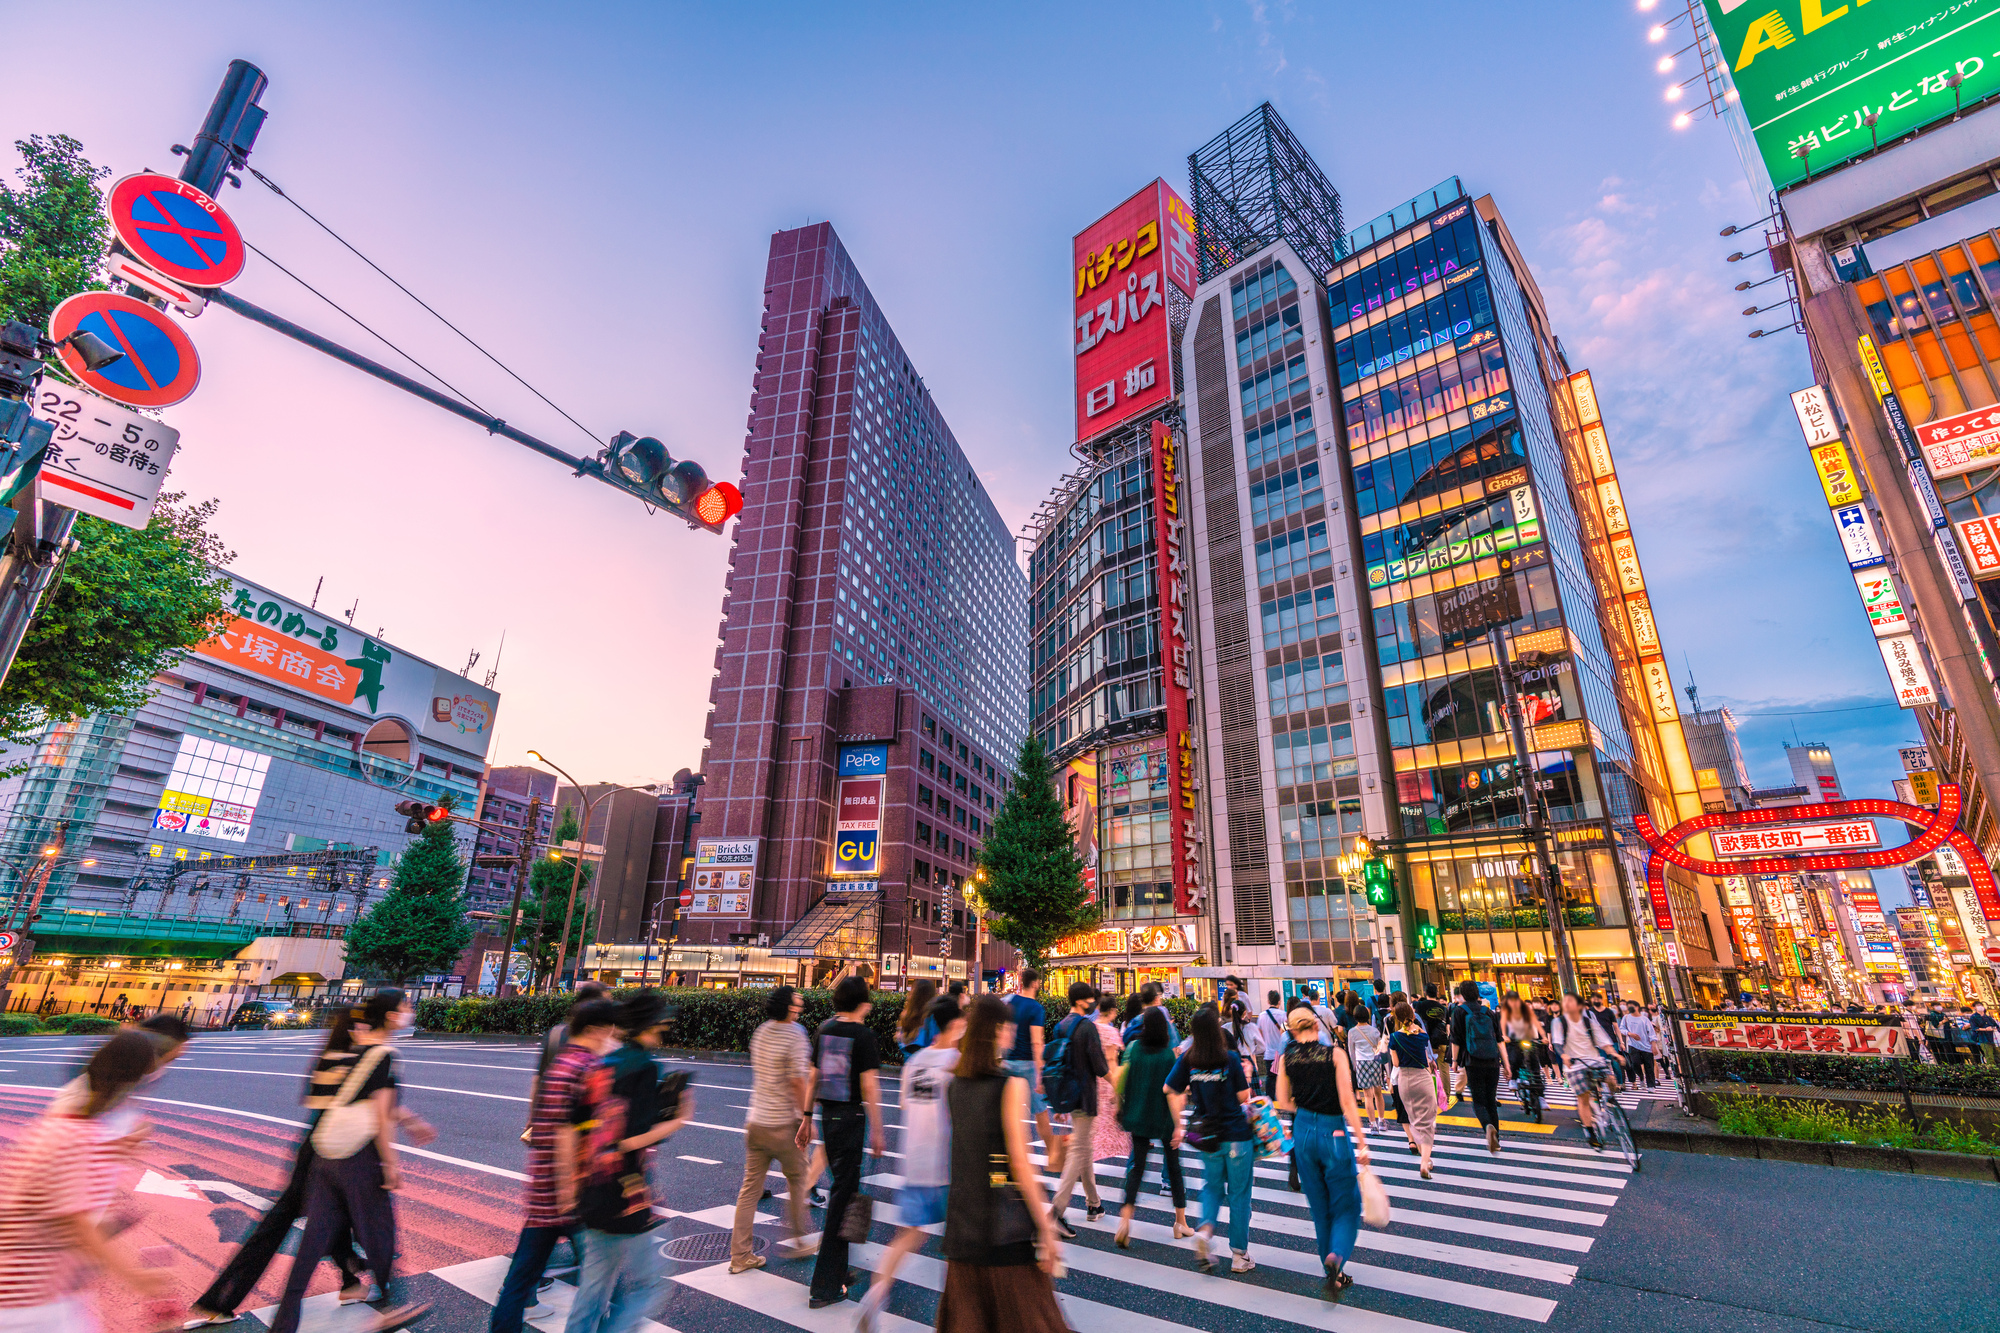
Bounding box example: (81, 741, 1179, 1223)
(2, 3, 1925, 895)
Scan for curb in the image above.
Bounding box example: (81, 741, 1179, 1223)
(1632, 1127, 2000, 1181)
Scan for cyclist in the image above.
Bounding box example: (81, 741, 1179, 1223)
(1500, 995, 1545, 1119)
(1548, 992, 1622, 1150)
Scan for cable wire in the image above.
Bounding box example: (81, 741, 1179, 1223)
(243, 240, 491, 413)
(244, 164, 604, 448)
(1732, 702, 1904, 717)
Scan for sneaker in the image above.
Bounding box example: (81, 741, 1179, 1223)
(730, 1255, 767, 1274)
(809, 1187, 829, 1207)
(1586, 1128, 1603, 1150)
(1231, 1253, 1256, 1274)
(1084, 1204, 1105, 1222)
(1053, 1213, 1078, 1240)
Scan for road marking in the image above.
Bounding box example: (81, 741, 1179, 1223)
(678, 1155, 723, 1165)
(677, 1262, 931, 1333)
(433, 1254, 677, 1332)
(849, 1238, 1202, 1333)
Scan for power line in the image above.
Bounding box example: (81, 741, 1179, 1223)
(1731, 702, 1904, 717)
(245, 165, 604, 449)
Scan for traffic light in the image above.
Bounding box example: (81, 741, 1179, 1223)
(393, 800, 447, 834)
(1362, 858, 1398, 911)
(601, 432, 744, 533)
(1414, 912, 1439, 959)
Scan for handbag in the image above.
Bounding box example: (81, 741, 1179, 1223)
(837, 1153, 878, 1242)
(310, 1046, 391, 1161)
(985, 1150, 1036, 1246)
(1358, 1165, 1390, 1229)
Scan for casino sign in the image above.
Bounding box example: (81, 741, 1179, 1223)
(1633, 784, 1999, 931)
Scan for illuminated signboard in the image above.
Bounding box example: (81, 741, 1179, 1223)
(1878, 633, 1940, 708)
(1915, 403, 2000, 481)
(152, 735, 270, 843)
(1712, 820, 1882, 858)
(1702, 0, 2000, 190)
(1832, 504, 1886, 570)
(1958, 514, 2000, 579)
(1152, 420, 1203, 914)
(1852, 569, 1909, 636)
(1810, 440, 1863, 507)
(1789, 385, 1841, 448)
(1073, 179, 1196, 441)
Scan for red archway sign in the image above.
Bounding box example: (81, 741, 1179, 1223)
(1632, 785, 1999, 932)
(48, 292, 201, 409)
(106, 173, 246, 289)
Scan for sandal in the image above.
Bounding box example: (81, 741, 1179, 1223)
(1322, 1259, 1354, 1301)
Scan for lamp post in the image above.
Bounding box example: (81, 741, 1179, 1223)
(526, 750, 656, 993)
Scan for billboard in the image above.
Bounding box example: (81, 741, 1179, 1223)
(1878, 633, 1940, 707)
(687, 837, 756, 916)
(194, 575, 502, 759)
(1711, 819, 1882, 857)
(837, 744, 888, 776)
(1915, 403, 2000, 481)
(1852, 569, 1909, 636)
(1704, 0, 2000, 190)
(1073, 179, 1197, 442)
(152, 734, 270, 843)
(1062, 755, 1098, 896)
(1152, 420, 1202, 914)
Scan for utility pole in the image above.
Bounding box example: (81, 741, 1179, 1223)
(1490, 626, 1578, 996)
(494, 793, 539, 998)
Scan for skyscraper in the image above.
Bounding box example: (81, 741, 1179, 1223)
(682, 223, 1027, 988)
(1785, 742, 1844, 803)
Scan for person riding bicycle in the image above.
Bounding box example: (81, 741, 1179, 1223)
(1549, 992, 1622, 1150)
(1500, 996, 1545, 1117)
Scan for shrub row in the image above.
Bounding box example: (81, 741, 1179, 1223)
(1714, 1092, 1999, 1156)
(1702, 1050, 2000, 1098)
(0, 1013, 121, 1037)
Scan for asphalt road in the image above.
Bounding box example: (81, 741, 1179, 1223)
(0, 1030, 1990, 1333)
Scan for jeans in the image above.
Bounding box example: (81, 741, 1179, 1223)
(1292, 1109, 1361, 1267)
(491, 1224, 575, 1333)
(1195, 1138, 1254, 1254)
(1123, 1135, 1184, 1209)
(1050, 1112, 1100, 1214)
(195, 1126, 362, 1316)
(809, 1102, 868, 1301)
(733, 1118, 812, 1265)
(565, 1228, 662, 1333)
(268, 1146, 398, 1333)
(1465, 1059, 1501, 1130)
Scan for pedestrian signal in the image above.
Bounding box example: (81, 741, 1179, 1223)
(1362, 858, 1397, 911)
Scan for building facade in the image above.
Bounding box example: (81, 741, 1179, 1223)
(684, 222, 1027, 988)
(0, 571, 500, 1019)
(466, 764, 557, 914)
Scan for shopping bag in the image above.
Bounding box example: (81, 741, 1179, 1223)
(838, 1156, 878, 1243)
(1358, 1166, 1390, 1229)
(1246, 1095, 1291, 1158)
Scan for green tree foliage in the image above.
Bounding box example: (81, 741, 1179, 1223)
(977, 734, 1096, 968)
(515, 804, 597, 990)
(0, 134, 108, 329)
(0, 495, 234, 744)
(345, 798, 474, 984)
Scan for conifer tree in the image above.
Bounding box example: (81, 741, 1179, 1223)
(344, 798, 474, 984)
(977, 734, 1096, 968)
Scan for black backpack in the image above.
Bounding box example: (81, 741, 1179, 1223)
(1041, 1014, 1086, 1113)
(1465, 1004, 1500, 1062)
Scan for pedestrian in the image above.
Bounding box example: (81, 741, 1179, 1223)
(1550, 993, 1622, 1152)
(566, 990, 694, 1333)
(1047, 982, 1110, 1236)
(0, 1031, 171, 1331)
(1385, 1000, 1437, 1177)
(935, 994, 1064, 1333)
(857, 995, 964, 1331)
(490, 998, 618, 1333)
(1306, 986, 1340, 1039)
(1166, 1007, 1256, 1274)
(523, 983, 610, 1140)
(1090, 995, 1131, 1163)
(895, 980, 940, 1060)
(1274, 1005, 1370, 1300)
(1344, 1001, 1386, 1131)
(1967, 1001, 1997, 1063)
(268, 989, 430, 1333)
(1000, 968, 1056, 1174)
(1590, 994, 1628, 1065)
(1112, 1006, 1188, 1246)
(807, 974, 885, 1309)
(1253, 991, 1288, 1097)
(728, 987, 816, 1276)
(1122, 982, 1180, 1046)
(1618, 1002, 1659, 1088)
(1448, 980, 1507, 1154)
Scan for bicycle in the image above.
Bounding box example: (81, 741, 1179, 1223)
(1577, 1063, 1639, 1171)
(1508, 1040, 1545, 1123)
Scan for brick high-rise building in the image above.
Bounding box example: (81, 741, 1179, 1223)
(682, 223, 1028, 987)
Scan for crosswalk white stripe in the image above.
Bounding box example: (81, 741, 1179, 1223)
(1049, 1149, 1619, 1208)
(848, 1238, 1204, 1333)
(1361, 1126, 1633, 1162)
(1169, 1145, 1627, 1191)
(678, 1262, 931, 1333)
(431, 1254, 677, 1332)
(1357, 1132, 1632, 1176)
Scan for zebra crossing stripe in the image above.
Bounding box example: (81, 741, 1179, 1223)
(677, 1261, 929, 1333)
(848, 1238, 1205, 1333)
(431, 1254, 678, 1332)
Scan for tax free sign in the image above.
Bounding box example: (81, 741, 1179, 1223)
(1706, 0, 2000, 189)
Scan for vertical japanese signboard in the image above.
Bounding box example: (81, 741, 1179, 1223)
(833, 744, 884, 877)
(1151, 418, 1201, 914)
(1073, 179, 1197, 442)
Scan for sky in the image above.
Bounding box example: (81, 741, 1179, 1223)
(0, 2, 1929, 897)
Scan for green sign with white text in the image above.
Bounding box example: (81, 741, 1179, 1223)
(1705, 0, 2000, 189)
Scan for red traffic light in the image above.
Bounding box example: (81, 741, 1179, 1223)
(692, 481, 742, 529)
(426, 805, 450, 823)
(393, 799, 445, 834)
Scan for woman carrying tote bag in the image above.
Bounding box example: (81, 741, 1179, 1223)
(268, 989, 429, 1333)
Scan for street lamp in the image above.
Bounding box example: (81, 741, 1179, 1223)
(962, 869, 988, 994)
(525, 749, 657, 993)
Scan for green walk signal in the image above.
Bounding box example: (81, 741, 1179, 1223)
(1362, 858, 1397, 911)
(1415, 914, 1439, 959)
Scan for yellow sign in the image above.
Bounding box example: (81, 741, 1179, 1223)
(1641, 659, 1680, 724)
(1568, 370, 1603, 428)
(1609, 535, 1645, 594)
(1810, 440, 1863, 507)
(1596, 477, 1631, 534)
(1531, 719, 1588, 751)
(1626, 592, 1661, 656)
(1512, 627, 1569, 658)
(1911, 771, 1940, 805)
(1857, 335, 1892, 399)
(1582, 423, 1615, 479)
(157, 789, 212, 816)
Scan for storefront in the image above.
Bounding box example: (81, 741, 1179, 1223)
(1044, 922, 1204, 999)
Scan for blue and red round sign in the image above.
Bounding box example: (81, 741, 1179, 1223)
(48, 291, 202, 409)
(106, 172, 247, 289)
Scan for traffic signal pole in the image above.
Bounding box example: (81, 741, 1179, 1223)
(1490, 626, 1579, 996)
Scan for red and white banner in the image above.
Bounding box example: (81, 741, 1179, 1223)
(1915, 404, 2000, 481)
(1153, 419, 1201, 915)
(1073, 179, 1196, 442)
(1676, 1011, 1906, 1058)
(1711, 820, 1881, 859)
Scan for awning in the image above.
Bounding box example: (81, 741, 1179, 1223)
(768, 895, 878, 959)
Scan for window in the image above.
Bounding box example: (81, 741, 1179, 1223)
(1267, 654, 1348, 717)
(1261, 585, 1339, 648)
(920, 748, 934, 772)
(1241, 353, 1311, 416)
(1272, 724, 1356, 787)
(1250, 461, 1324, 528)
(1256, 520, 1331, 585)
(917, 784, 933, 808)
(1244, 408, 1318, 470)
(953, 838, 966, 860)
(916, 821, 932, 846)
(955, 772, 968, 793)
(1279, 799, 1366, 861)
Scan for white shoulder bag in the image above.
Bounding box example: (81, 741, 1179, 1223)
(311, 1045, 391, 1160)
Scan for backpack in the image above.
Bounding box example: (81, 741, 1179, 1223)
(1464, 1004, 1500, 1062)
(1042, 1014, 1086, 1113)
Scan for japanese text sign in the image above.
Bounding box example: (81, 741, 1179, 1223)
(1073, 179, 1195, 442)
(836, 777, 882, 828)
(1810, 440, 1863, 507)
(1833, 504, 1886, 569)
(1152, 419, 1202, 915)
(1957, 515, 2000, 578)
(1915, 403, 2000, 480)
(29, 382, 178, 528)
(1789, 384, 1841, 448)
(1703, 0, 2000, 190)
(1852, 569, 1909, 636)
(1678, 1010, 1906, 1058)
(1878, 632, 1939, 707)
(1711, 820, 1883, 858)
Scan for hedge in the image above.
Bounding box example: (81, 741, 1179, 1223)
(1703, 1050, 2000, 1098)
(0, 1015, 40, 1037)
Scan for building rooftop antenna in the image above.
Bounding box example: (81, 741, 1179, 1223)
(484, 629, 506, 690)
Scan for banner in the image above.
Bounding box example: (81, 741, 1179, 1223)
(1676, 1010, 1906, 1058)
(1153, 419, 1202, 914)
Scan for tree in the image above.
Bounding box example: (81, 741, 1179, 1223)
(344, 799, 474, 984)
(0, 134, 108, 330)
(514, 805, 597, 990)
(977, 734, 1097, 969)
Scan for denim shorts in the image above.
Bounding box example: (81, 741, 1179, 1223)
(1001, 1058, 1047, 1115)
(898, 1183, 947, 1228)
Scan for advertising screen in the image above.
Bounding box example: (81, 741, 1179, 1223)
(1073, 180, 1197, 442)
(1704, 0, 2000, 190)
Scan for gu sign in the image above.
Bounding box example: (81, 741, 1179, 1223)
(1073, 179, 1197, 441)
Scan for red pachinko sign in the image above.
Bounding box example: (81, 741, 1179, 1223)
(1073, 179, 1197, 442)
(1152, 419, 1202, 914)
(1676, 1011, 1907, 1059)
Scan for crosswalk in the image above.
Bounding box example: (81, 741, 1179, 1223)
(362, 1120, 1638, 1333)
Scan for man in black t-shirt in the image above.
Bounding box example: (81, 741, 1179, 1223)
(806, 975, 884, 1308)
